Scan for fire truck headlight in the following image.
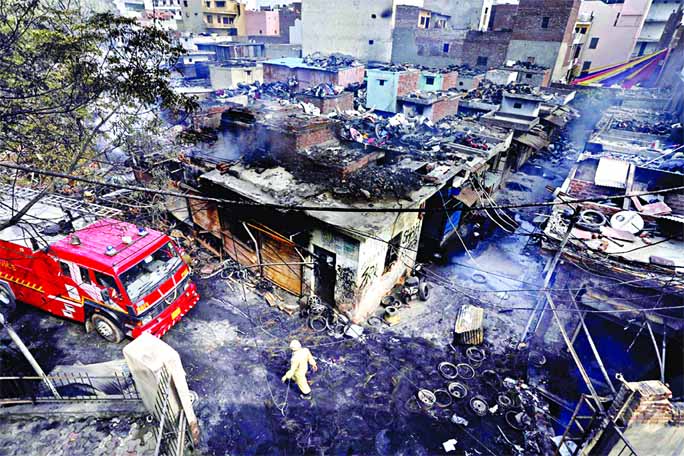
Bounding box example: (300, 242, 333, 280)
(183, 281, 190, 291)
(141, 314, 153, 326)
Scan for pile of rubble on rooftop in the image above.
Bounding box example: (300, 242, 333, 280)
(463, 81, 535, 104)
(337, 111, 493, 157)
(299, 82, 343, 97)
(215, 79, 298, 100)
(611, 118, 673, 135)
(506, 61, 548, 71)
(302, 52, 359, 69)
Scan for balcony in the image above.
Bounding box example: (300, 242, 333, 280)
(202, 1, 238, 14)
(573, 32, 588, 45)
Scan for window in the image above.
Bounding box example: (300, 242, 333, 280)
(222, 16, 230, 24)
(215, 0, 225, 6)
(378, 79, 387, 86)
(425, 75, 435, 85)
(120, 243, 181, 303)
(582, 61, 592, 71)
(205, 1, 210, 6)
(513, 102, 522, 109)
(614, 12, 620, 26)
(79, 267, 91, 284)
(527, 56, 535, 63)
(188, 58, 192, 62)
(59, 261, 70, 276)
(206, 14, 213, 23)
(384, 233, 402, 271)
(443, 43, 450, 53)
(589, 37, 599, 49)
(416, 105, 425, 115)
(525, 73, 532, 78)
(420, 16, 426, 25)
(371, 13, 377, 18)
(369, 39, 374, 45)
(541, 16, 550, 28)
(246, 70, 252, 75)
(94, 271, 119, 293)
(476, 56, 488, 66)
(573, 45, 581, 59)
(183, 0, 187, 4)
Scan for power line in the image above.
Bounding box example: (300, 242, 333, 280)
(3, 162, 684, 214)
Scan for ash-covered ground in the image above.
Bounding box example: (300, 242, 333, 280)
(3, 94, 663, 455)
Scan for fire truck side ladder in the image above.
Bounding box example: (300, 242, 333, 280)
(0, 184, 122, 219)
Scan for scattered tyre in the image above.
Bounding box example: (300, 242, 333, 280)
(91, 314, 124, 343)
(418, 281, 430, 301)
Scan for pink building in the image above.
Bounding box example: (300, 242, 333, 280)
(245, 10, 280, 36)
(571, 0, 651, 76)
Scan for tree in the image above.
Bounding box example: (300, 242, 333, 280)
(0, 0, 196, 229)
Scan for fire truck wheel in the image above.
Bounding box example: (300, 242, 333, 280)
(91, 314, 124, 343)
(0, 281, 16, 319)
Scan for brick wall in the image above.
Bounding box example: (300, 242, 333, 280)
(511, 0, 580, 44)
(490, 4, 517, 31)
(264, 63, 364, 90)
(397, 70, 420, 97)
(431, 97, 460, 122)
(609, 380, 675, 426)
(441, 71, 459, 90)
(462, 31, 512, 69)
(295, 91, 354, 114)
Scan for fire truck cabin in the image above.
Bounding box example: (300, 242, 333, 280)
(0, 186, 199, 342)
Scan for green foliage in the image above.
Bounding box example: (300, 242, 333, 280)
(0, 0, 197, 175)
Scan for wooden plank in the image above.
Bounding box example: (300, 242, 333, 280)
(260, 234, 303, 296)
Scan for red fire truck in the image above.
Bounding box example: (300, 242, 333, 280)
(0, 186, 200, 343)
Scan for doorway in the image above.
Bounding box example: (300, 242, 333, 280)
(313, 246, 336, 305)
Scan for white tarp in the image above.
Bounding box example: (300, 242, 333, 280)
(595, 158, 630, 188)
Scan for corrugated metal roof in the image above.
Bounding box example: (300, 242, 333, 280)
(594, 157, 630, 188)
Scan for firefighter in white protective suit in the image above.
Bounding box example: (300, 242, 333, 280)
(281, 339, 317, 399)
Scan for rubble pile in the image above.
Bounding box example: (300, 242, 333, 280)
(299, 82, 343, 98)
(215, 78, 298, 100)
(507, 61, 548, 71)
(611, 118, 671, 135)
(463, 81, 535, 104)
(302, 52, 359, 69)
(339, 112, 492, 155)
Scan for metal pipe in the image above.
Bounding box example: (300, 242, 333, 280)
(545, 291, 605, 414)
(0, 316, 61, 399)
(646, 322, 664, 384)
(568, 291, 617, 395)
(661, 326, 667, 385)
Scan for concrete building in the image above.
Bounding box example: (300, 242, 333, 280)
(301, 0, 426, 63)
(570, 0, 650, 77)
(144, 0, 183, 23)
(418, 68, 459, 91)
(365, 67, 420, 113)
(397, 92, 461, 121)
(262, 57, 365, 90)
(635, 0, 683, 56)
(179, 0, 245, 35)
(424, 0, 493, 31)
(506, 0, 581, 81)
(209, 61, 263, 89)
(245, 9, 280, 36)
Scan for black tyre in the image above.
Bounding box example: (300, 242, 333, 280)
(418, 282, 430, 301)
(91, 314, 124, 343)
(0, 281, 16, 320)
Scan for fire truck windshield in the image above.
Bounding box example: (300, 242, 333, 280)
(120, 242, 182, 303)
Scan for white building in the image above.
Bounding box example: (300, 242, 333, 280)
(635, 0, 684, 56)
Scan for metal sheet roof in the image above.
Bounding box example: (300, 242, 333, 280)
(594, 157, 630, 188)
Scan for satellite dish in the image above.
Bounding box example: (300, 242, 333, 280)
(610, 211, 644, 234)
